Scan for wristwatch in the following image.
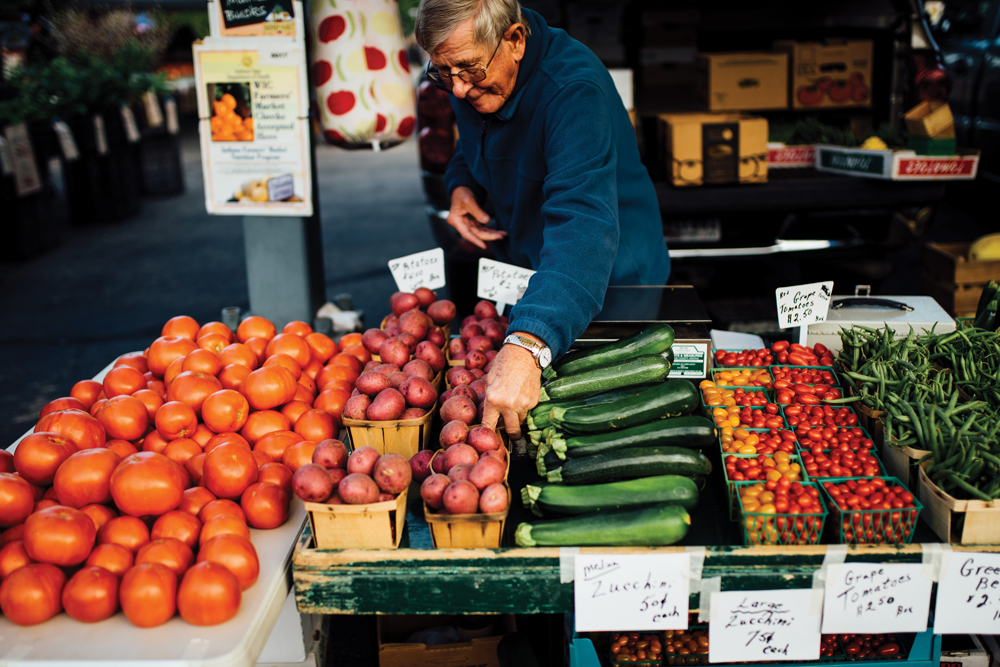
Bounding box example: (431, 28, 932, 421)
(503, 334, 552, 369)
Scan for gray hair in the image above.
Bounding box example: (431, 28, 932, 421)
(414, 0, 530, 55)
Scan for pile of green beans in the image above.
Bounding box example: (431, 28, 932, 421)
(837, 325, 933, 372)
(922, 327, 1000, 411)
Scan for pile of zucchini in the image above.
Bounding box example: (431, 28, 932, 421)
(514, 324, 716, 548)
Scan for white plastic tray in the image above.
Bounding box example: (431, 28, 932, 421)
(0, 357, 308, 667)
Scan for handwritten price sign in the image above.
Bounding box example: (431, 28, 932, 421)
(574, 554, 689, 632)
(934, 552, 1000, 634)
(822, 563, 932, 633)
(710, 589, 821, 663)
(477, 258, 535, 305)
(387, 248, 445, 293)
(775, 281, 833, 330)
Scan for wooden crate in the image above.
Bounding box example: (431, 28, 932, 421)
(923, 242, 1000, 316)
(918, 460, 1000, 544)
(343, 404, 436, 458)
(304, 488, 407, 550)
(423, 484, 510, 549)
(881, 437, 929, 491)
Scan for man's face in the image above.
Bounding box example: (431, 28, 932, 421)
(430, 19, 522, 115)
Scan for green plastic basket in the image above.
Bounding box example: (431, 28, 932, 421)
(769, 365, 841, 386)
(663, 627, 709, 665)
(818, 477, 923, 547)
(722, 454, 804, 521)
(609, 631, 665, 666)
(709, 366, 775, 390)
(735, 480, 828, 546)
(799, 448, 886, 483)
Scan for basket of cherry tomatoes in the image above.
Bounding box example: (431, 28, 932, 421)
(820, 477, 922, 546)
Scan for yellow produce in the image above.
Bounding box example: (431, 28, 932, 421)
(969, 233, 1000, 261)
(859, 136, 888, 150)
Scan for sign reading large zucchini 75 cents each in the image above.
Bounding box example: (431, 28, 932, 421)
(388, 248, 445, 293)
(709, 589, 821, 663)
(775, 281, 834, 330)
(478, 258, 535, 305)
(574, 553, 690, 632)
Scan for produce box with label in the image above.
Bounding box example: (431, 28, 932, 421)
(657, 113, 768, 187)
(774, 39, 873, 109)
(814, 144, 980, 181)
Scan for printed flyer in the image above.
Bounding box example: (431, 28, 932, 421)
(208, 0, 304, 38)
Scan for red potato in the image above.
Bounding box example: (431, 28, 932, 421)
(442, 480, 480, 515)
(312, 439, 348, 469)
(383, 313, 400, 329)
(465, 350, 488, 370)
(448, 338, 466, 357)
(366, 388, 407, 421)
(409, 450, 434, 483)
(420, 474, 450, 510)
(447, 463, 473, 483)
(481, 448, 506, 464)
(327, 467, 347, 486)
(450, 385, 479, 403)
(325, 491, 343, 505)
(291, 464, 333, 503)
(402, 358, 434, 383)
(461, 315, 478, 328)
(342, 394, 371, 420)
(400, 377, 438, 410)
(469, 369, 486, 380)
(482, 323, 505, 348)
(377, 493, 395, 502)
(449, 369, 476, 387)
(356, 371, 391, 397)
(467, 336, 494, 353)
(445, 366, 465, 386)
(338, 473, 380, 505)
(399, 310, 429, 341)
(431, 452, 446, 474)
(440, 396, 477, 425)
(400, 408, 426, 419)
(479, 482, 509, 513)
(468, 378, 488, 398)
(374, 363, 402, 376)
(439, 420, 470, 447)
(484, 358, 495, 374)
(398, 333, 419, 353)
(477, 318, 496, 329)
(387, 372, 410, 389)
(460, 324, 483, 342)
(426, 326, 446, 348)
(414, 287, 437, 308)
(384, 325, 401, 338)
(363, 360, 380, 373)
(468, 457, 505, 490)
(439, 389, 454, 403)
(378, 338, 410, 368)
(373, 453, 412, 495)
(441, 443, 478, 472)
(426, 300, 456, 326)
(451, 350, 467, 361)
(346, 446, 381, 476)
(486, 350, 498, 362)
(474, 300, 498, 321)
(468, 426, 502, 453)
(391, 292, 420, 316)
(361, 328, 389, 355)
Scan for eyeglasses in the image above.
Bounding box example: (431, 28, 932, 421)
(425, 39, 502, 89)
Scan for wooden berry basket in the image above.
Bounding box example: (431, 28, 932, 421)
(343, 402, 437, 459)
(422, 483, 511, 549)
(429, 445, 509, 481)
(304, 488, 407, 550)
(918, 459, 1000, 544)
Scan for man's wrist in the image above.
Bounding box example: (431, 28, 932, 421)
(503, 332, 552, 369)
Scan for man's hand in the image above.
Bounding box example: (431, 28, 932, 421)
(448, 186, 507, 250)
(480, 339, 542, 441)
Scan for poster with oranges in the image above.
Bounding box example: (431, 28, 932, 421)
(194, 41, 312, 216)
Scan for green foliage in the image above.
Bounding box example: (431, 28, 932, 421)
(768, 116, 909, 148)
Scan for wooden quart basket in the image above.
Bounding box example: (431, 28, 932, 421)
(918, 459, 1000, 544)
(423, 483, 510, 549)
(304, 488, 407, 550)
(343, 402, 437, 459)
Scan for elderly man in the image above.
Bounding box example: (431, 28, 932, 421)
(414, 0, 670, 440)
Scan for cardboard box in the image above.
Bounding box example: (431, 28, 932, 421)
(767, 142, 815, 168)
(377, 615, 515, 667)
(696, 52, 789, 111)
(905, 100, 955, 137)
(775, 40, 873, 109)
(814, 144, 980, 181)
(658, 112, 768, 186)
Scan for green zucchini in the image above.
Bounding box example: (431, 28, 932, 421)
(545, 446, 711, 484)
(514, 503, 690, 547)
(521, 474, 699, 517)
(541, 323, 675, 381)
(549, 379, 699, 434)
(537, 447, 565, 477)
(551, 415, 716, 459)
(527, 384, 658, 430)
(538, 355, 671, 403)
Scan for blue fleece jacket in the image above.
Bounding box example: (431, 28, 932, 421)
(443, 8, 670, 359)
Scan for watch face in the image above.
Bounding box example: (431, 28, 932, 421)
(538, 347, 552, 369)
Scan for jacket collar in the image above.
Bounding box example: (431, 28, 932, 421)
(479, 7, 545, 122)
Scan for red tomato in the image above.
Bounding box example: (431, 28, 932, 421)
(110, 451, 189, 517)
(197, 533, 259, 590)
(0, 562, 66, 625)
(177, 561, 241, 626)
(0, 472, 36, 527)
(53, 448, 123, 508)
(23, 505, 97, 566)
(119, 562, 178, 627)
(62, 565, 119, 622)
(135, 537, 194, 577)
(240, 482, 289, 529)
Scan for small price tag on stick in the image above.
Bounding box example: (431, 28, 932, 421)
(709, 589, 821, 663)
(822, 563, 932, 633)
(387, 248, 446, 293)
(574, 553, 690, 632)
(775, 281, 834, 330)
(477, 258, 535, 305)
(934, 552, 1000, 634)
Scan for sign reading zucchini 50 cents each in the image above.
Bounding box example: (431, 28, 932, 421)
(193, 41, 312, 216)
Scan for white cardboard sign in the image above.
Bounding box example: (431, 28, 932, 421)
(775, 281, 834, 329)
(710, 589, 821, 663)
(477, 258, 535, 305)
(822, 563, 932, 633)
(574, 553, 689, 632)
(387, 248, 446, 293)
(934, 552, 1000, 634)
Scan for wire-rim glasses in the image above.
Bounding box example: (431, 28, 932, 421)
(425, 39, 502, 90)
